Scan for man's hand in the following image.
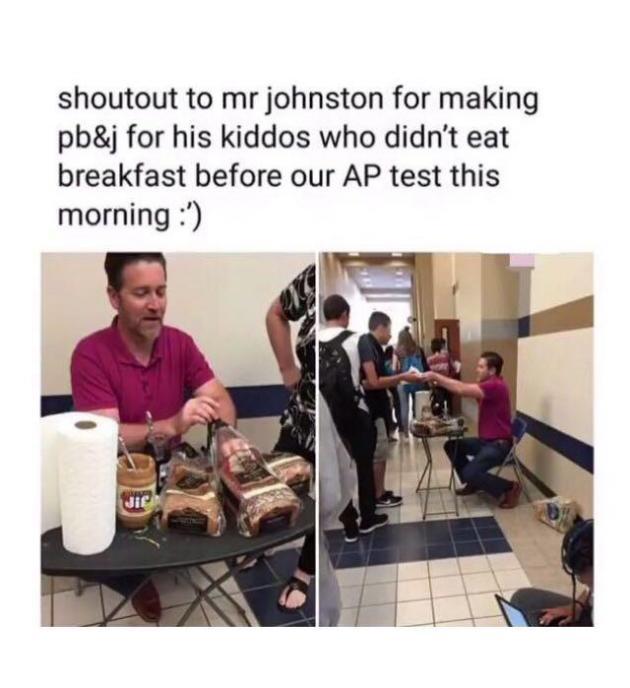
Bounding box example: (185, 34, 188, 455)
(402, 370, 424, 383)
(173, 396, 221, 435)
(281, 364, 301, 391)
(419, 371, 438, 384)
(538, 605, 576, 626)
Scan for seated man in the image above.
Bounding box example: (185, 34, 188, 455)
(420, 351, 521, 508)
(71, 252, 236, 621)
(511, 519, 593, 626)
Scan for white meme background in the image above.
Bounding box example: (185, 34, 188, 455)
(2, 1, 628, 686)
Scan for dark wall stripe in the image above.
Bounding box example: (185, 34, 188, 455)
(519, 296, 593, 338)
(41, 384, 289, 420)
(518, 315, 530, 338)
(516, 410, 593, 474)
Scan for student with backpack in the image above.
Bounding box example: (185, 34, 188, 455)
(319, 295, 388, 540)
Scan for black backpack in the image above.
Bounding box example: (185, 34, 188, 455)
(319, 330, 363, 435)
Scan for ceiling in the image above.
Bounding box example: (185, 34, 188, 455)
(338, 253, 415, 298)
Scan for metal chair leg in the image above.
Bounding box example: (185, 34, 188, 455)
(513, 458, 533, 503)
(74, 577, 84, 597)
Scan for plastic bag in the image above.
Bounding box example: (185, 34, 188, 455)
(159, 450, 226, 537)
(533, 497, 579, 533)
(410, 416, 465, 437)
(211, 421, 302, 537)
(262, 451, 312, 495)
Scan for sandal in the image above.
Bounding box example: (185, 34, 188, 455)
(277, 576, 309, 614)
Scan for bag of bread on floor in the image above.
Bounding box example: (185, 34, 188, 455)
(159, 444, 226, 537)
(210, 421, 302, 537)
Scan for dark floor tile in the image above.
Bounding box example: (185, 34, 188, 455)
(449, 517, 474, 532)
(368, 547, 400, 566)
(399, 544, 429, 563)
(451, 528, 478, 543)
(477, 526, 505, 540)
(455, 540, 484, 557)
(325, 529, 345, 544)
(234, 558, 280, 591)
(427, 542, 456, 560)
(243, 584, 308, 627)
(471, 516, 497, 528)
(266, 549, 301, 580)
(341, 538, 371, 555)
(327, 540, 343, 555)
(371, 528, 399, 548)
(482, 539, 512, 554)
(337, 551, 369, 569)
(426, 529, 453, 544)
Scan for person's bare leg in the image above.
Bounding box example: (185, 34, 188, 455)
(374, 461, 386, 499)
(278, 567, 311, 609)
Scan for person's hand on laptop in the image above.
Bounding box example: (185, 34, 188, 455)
(538, 604, 577, 626)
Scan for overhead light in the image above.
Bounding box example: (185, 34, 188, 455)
(396, 270, 403, 276)
(360, 269, 369, 275)
(348, 252, 360, 257)
(392, 252, 403, 257)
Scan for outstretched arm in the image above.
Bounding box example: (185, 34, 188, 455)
(423, 371, 483, 399)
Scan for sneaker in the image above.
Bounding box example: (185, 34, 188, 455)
(344, 524, 360, 543)
(375, 493, 403, 508)
(388, 430, 399, 442)
(359, 513, 389, 534)
(499, 481, 522, 509)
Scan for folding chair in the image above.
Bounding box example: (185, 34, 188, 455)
(496, 417, 532, 503)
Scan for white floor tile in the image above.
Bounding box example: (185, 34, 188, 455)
(487, 553, 521, 572)
(396, 599, 434, 626)
(338, 607, 358, 627)
(53, 586, 103, 626)
(336, 567, 367, 587)
(494, 569, 530, 590)
(341, 586, 363, 609)
(41, 595, 52, 626)
(207, 593, 258, 626)
(468, 592, 502, 618)
(109, 615, 158, 627)
(458, 555, 491, 574)
(357, 603, 396, 627)
(361, 582, 397, 606)
(475, 615, 507, 627)
(364, 564, 397, 585)
(101, 586, 135, 619)
(189, 564, 240, 597)
(429, 558, 460, 578)
(436, 619, 475, 627)
(154, 572, 197, 608)
(431, 575, 465, 598)
(398, 561, 429, 581)
(397, 578, 432, 602)
(433, 595, 471, 623)
(463, 572, 499, 595)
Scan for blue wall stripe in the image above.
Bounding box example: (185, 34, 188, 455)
(518, 315, 531, 338)
(41, 384, 289, 420)
(516, 410, 593, 474)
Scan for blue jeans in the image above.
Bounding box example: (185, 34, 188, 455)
(398, 386, 418, 433)
(444, 437, 512, 498)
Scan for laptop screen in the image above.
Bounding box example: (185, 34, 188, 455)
(496, 596, 529, 627)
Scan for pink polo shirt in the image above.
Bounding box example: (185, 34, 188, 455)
(71, 319, 214, 424)
(478, 376, 512, 441)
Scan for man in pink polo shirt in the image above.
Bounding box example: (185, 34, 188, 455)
(71, 253, 236, 621)
(420, 351, 521, 509)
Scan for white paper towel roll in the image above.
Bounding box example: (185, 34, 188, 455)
(41, 411, 85, 534)
(54, 413, 118, 555)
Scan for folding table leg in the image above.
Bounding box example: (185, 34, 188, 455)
(99, 575, 152, 626)
(421, 438, 433, 520)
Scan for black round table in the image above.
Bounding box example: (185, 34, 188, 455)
(42, 496, 314, 626)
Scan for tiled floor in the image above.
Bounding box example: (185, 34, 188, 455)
(41, 539, 314, 627)
(328, 434, 573, 626)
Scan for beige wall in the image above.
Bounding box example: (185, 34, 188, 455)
(432, 253, 456, 319)
(319, 253, 371, 332)
(517, 254, 593, 516)
(414, 253, 435, 348)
